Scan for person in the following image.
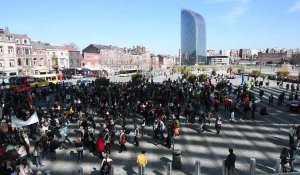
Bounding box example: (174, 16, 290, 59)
(75, 137, 84, 162)
(251, 103, 256, 120)
(32, 141, 43, 168)
(172, 116, 180, 136)
(96, 135, 105, 159)
(19, 159, 33, 175)
(280, 147, 289, 173)
(289, 125, 296, 147)
(289, 145, 297, 172)
(268, 94, 273, 106)
(119, 130, 127, 153)
(225, 148, 236, 175)
(215, 116, 222, 134)
(100, 152, 112, 175)
(137, 150, 148, 175)
(134, 124, 140, 146)
(103, 129, 111, 152)
(259, 89, 264, 100)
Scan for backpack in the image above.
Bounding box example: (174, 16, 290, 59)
(101, 160, 111, 174)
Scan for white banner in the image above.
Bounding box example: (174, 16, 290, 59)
(11, 112, 39, 128)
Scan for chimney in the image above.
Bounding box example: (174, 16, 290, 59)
(4, 26, 9, 33)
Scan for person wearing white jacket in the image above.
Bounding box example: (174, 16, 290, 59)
(19, 159, 33, 175)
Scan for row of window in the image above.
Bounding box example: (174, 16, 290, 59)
(0, 60, 15, 67)
(46, 51, 68, 57)
(0, 46, 15, 55)
(16, 38, 30, 45)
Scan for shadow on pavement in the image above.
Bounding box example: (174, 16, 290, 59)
(122, 164, 137, 175)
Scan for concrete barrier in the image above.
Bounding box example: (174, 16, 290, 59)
(275, 158, 281, 173)
(167, 162, 172, 175)
(195, 160, 201, 175)
(250, 158, 256, 175)
(222, 159, 226, 175)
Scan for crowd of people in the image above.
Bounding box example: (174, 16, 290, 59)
(0, 73, 298, 175)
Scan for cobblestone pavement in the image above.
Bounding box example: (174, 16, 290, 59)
(31, 75, 300, 175)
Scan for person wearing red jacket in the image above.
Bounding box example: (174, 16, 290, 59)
(96, 135, 105, 159)
(119, 130, 127, 153)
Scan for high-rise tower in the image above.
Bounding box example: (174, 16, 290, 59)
(181, 9, 207, 65)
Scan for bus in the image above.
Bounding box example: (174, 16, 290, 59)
(32, 74, 59, 84)
(62, 68, 92, 79)
(9, 76, 50, 90)
(119, 69, 139, 77)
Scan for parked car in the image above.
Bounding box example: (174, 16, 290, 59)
(287, 100, 300, 112)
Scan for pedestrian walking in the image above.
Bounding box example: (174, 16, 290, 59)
(289, 145, 297, 172)
(280, 147, 289, 173)
(32, 141, 43, 168)
(268, 94, 273, 106)
(289, 125, 296, 146)
(134, 124, 140, 146)
(215, 116, 222, 134)
(100, 152, 112, 175)
(119, 130, 127, 153)
(251, 103, 256, 120)
(96, 135, 105, 159)
(75, 137, 84, 162)
(137, 150, 148, 175)
(225, 148, 236, 175)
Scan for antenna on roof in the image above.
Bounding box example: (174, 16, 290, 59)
(181, 0, 183, 10)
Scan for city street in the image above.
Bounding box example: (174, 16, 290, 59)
(31, 75, 300, 175)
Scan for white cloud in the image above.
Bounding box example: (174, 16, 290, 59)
(226, 1, 249, 23)
(204, 0, 251, 23)
(288, 0, 300, 12)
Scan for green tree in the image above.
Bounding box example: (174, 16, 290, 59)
(188, 74, 197, 83)
(198, 74, 208, 82)
(132, 73, 143, 84)
(95, 77, 110, 88)
(277, 67, 290, 77)
(212, 69, 217, 76)
(252, 70, 261, 77)
(237, 69, 242, 74)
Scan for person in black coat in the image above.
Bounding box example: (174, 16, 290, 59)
(225, 148, 236, 175)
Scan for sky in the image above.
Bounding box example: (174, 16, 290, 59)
(1, 0, 300, 55)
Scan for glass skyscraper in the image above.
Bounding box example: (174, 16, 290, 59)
(181, 9, 207, 65)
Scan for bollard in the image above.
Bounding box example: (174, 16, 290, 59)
(109, 165, 114, 175)
(167, 162, 172, 175)
(222, 159, 226, 175)
(195, 160, 201, 175)
(36, 171, 42, 175)
(275, 158, 281, 173)
(172, 149, 182, 170)
(250, 158, 256, 175)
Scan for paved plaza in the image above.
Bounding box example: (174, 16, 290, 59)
(31, 75, 299, 175)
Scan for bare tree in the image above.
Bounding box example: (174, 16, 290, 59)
(64, 42, 79, 49)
